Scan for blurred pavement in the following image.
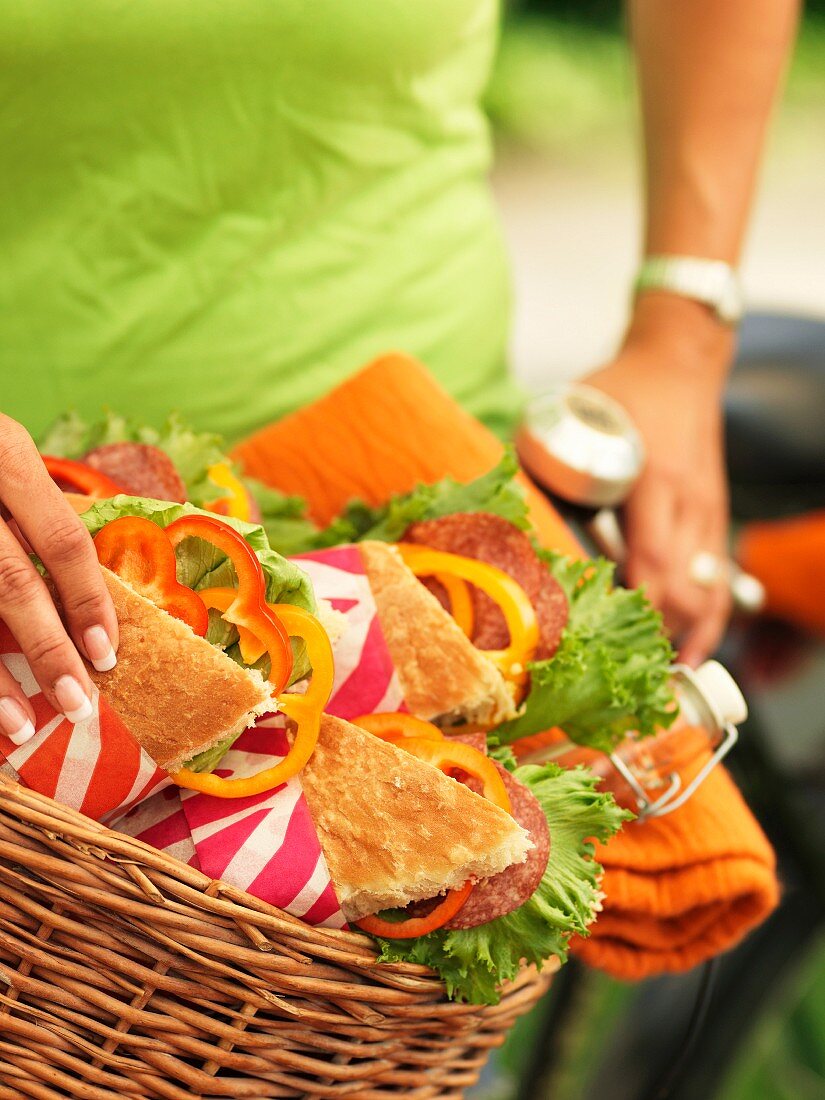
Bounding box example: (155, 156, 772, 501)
(493, 125, 825, 392)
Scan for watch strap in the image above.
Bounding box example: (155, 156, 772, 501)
(635, 255, 743, 325)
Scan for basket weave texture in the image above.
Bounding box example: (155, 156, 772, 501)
(0, 773, 554, 1098)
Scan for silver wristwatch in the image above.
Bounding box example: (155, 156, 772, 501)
(634, 255, 743, 326)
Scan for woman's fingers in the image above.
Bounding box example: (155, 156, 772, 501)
(0, 417, 118, 668)
(679, 583, 731, 669)
(623, 471, 677, 609)
(624, 463, 731, 665)
(0, 520, 96, 721)
(0, 662, 36, 745)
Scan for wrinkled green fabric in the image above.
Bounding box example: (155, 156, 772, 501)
(0, 1, 522, 443)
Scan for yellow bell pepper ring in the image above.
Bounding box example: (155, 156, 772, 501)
(434, 572, 474, 638)
(203, 462, 253, 522)
(170, 602, 334, 799)
(397, 544, 539, 687)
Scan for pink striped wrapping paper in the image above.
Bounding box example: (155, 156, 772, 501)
(115, 545, 406, 928)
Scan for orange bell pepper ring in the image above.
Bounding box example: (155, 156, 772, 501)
(350, 711, 444, 744)
(433, 573, 474, 638)
(171, 601, 334, 799)
(397, 544, 539, 687)
(203, 463, 253, 522)
(43, 455, 126, 499)
(352, 715, 512, 937)
(94, 516, 209, 636)
(164, 514, 293, 694)
(355, 881, 474, 939)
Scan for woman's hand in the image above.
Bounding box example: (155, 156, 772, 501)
(0, 415, 118, 744)
(583, 293, 735, 666)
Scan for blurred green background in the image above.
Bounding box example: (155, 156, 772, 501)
(477, 4, 825, 1098)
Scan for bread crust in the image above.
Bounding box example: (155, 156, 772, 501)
(359, 542, 515, 728)
(90, 568, 273, 770)
(301, 715, 531, 920)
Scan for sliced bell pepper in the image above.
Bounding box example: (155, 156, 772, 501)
(203, 462, 253, 522)
(351, 712, 444, 744)
(93, 517, 209, 636)
(355, 881, 474, 939)
(434, 573, 474, 638)
(398, 737, 511, 813)
(164, 514, 293, 694)
(171, 602, 334, 798)
(353, 721, 512, 938)
(398, 544, 539, 688)
(43, 455, 126, 499)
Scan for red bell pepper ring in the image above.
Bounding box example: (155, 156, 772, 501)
(42, 455, 126, 499)
(94, 517, 209, 636)
(355, 881, 474, 940)
(164, 514, 293, 694)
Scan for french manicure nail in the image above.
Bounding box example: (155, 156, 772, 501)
(83, 624, 117, 673)
(0, 698, 36, 746)
(54, 675, 93, 723)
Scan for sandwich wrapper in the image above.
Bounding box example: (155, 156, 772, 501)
(0, 546, 405, 930)
(230, 351, 781, 980)
(0, 624, 167, 822)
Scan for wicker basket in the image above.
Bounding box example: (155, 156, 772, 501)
(0, 772, 555, 1099)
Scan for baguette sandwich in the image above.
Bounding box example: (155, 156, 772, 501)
(358, 541, 515, 729)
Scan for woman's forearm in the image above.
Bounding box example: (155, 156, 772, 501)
(630, 0, 799, 264)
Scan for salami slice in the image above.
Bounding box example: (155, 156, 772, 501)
(402, 735, 549, 929)
(83, 443, 187, 503)
(405, 513, 568, 660)
(445, 762, 550, 929)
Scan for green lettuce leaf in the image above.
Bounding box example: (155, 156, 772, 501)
(39, 410, 228, 508)
(313, 450, 530, 546)
(39, 409, 327, 552)
(245, 479, 324, 556)
(373, 764, 630, 1004)
(79, 496, 315, 612)
(495, 554, 675, 752)
(79, 495, 316, 704)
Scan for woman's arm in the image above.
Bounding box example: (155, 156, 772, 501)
(586, 0, 799, 665)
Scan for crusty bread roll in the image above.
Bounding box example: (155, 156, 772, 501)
(359, 542, 515, 729)
(301, 714, 530, 921)
(89, 568, 273, 771)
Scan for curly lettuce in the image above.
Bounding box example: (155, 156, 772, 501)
(311, 450, 530, 547)
(39, 410, 311, 534)
(495, 554, 675, 752)
(373, 764, 630, 1004)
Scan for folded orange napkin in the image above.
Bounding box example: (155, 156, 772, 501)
(232, 352, 780, 980)
(572, 762, 778, 980)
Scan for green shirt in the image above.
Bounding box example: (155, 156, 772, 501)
(0, 1, 521, 444)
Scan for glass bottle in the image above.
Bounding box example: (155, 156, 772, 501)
(518, 661, 748, 818)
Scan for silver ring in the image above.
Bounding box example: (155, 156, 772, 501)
(689, 551, 728, 588)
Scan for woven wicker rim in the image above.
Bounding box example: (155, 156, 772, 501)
(0, 771, 555, 1097)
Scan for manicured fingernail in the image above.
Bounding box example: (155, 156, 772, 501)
(54, 676, 93, 723)
(0, 698, 36, 746)
(83, 625, 117, 672)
